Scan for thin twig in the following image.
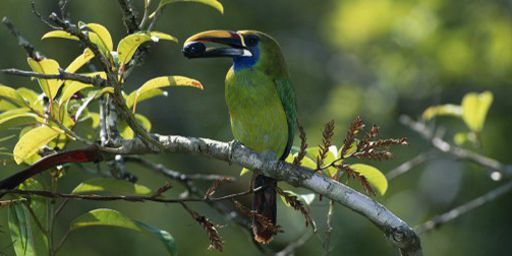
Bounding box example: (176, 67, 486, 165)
(323, 200, 335, 256)
(386, 151, 437, 181)
(0, 68, 107, 87)
(0, 187, 260, 204)
(400, 115, 512, 178)
(415, 180, 512, 234)
(275, 231, 314, 256)
(1, 17, 43, 60)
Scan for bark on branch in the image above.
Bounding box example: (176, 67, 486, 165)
(100, 134, 423, 256)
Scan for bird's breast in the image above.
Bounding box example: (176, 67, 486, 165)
(225, 68, 288, 157)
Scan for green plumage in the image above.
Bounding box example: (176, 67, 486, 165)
(225, 31, 296, 160)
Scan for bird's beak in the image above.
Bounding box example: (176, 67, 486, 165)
(182, 30, 252, 58)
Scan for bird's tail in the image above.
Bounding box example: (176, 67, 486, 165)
(252, 174, 277, 244)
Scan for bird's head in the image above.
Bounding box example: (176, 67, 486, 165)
(183, 30, 287, 74)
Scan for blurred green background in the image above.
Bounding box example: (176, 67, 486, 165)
(0, 0, 511, 255)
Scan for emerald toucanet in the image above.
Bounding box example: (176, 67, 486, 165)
(183, 30, 297, 243)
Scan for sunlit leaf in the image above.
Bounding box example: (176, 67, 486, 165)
(72, 178, 152, 195)
(422, 104, 462, 121)
(126, 89, 166, 109)
(93, 87, 115, 99)
(0, 99, 18, 111)
(16, 88, 39, 103)
(0, 84, 27, 106)
(27, 58, 63, 101)
(338, 141, 358, 158)
(88, 112, 100, 128)
(13, 125, 61, 164)
(240, 167, 251, 176)
(152, 0, 224, 17)
(0, 108, 43, 129)
(284, 152, 317, 170)
(71, 208, 176, 256)
(65, 48, 95, 73)
(118, 114, 151, 139)
(117, 32, 178, 65)
(8, 179, 49, 256)
(461, 91, 493, 133)
(59, 82, 93, 105)
(41, 30, 78, 41)
(129, 76, 203, 112)
(85, 23, 113, 51)
(349, 163, 388, 196)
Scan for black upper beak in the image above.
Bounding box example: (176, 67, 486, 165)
(182, 30, 251, 58)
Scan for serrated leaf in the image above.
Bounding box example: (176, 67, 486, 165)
(41, 30, 79, 41)
(421, 104, 462, 120)
(72, 178, 152, 195)
(70, 208, 176, 256)
(152, 0, 224, 17)
(349, 164, 388, 196)
(13, 125, 61, 164)
(65, 48, 95, 73)
(461, 91, 493, 132)
(129, 76, 203, 112)
(8, 179, 49, 256)
(117, 32, 178, 65)
(0, 84, 27, 106)
(27, 58, 63, 101)
(85, 23, 113, 51)
(118, 114, 151, 139)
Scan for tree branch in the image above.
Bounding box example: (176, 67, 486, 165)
(1, 17, 43, 60)
(386, 151, 437, 181)
(117, 0, 139, 33)
(99, 135, 422, 255)
(400, 115, 512, 178)
(415, 180, 512, 234)
(0, 68, 107, 87)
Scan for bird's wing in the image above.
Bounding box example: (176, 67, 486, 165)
(274, 77, 297, 160)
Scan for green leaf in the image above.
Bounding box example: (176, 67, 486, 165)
(0, 99, 18, 111)
(59, 82, 93, 105)
(0, 108, 43, 129)
(41, 30, 79, 41)
(461, 91, 493, 132)
(16, 88, 39, 103)
(126, 89, 166, 109)
(421, 104, 462, 120)
(240, 167, 251, 176)
(349, 164, 388, 196)
(72, 178, 152, 195)
(284, 152, 317, 170)
(27, 58, 63, 101)
(65, 48, 95, 73)
(84, 23, 113, 51)
(0, 84, 27, 106)
(117, 32, 178, 65)
(129, 76, 203, 112)
(13, 125, 61, 164)
(118, 114, 152, 139)
(134, 220, 177, 256)
(152, 0, 224, 17)
(8, 179, 49, 256)
(71, 208, 176, 256)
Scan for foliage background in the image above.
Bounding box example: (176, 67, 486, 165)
(0, 0, 511, 255)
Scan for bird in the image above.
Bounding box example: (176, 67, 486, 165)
(183, 30, 297, 244)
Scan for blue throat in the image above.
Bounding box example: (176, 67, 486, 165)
(233, 47, 259, 71)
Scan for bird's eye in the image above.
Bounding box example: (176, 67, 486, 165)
(245, 36, 259, 47)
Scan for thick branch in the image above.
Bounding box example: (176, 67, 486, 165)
(100, 135, 422, 255)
